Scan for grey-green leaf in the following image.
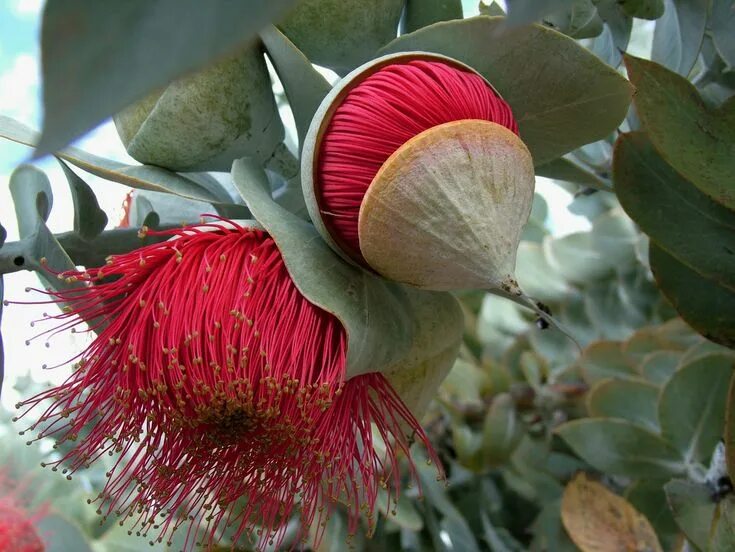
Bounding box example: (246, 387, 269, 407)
(624, 54, 735, 211)
(380, 16, 633, 165)
(402, 0, 464, 33)
(260, 25, 332, 151)
(618, 0, 665, 19)
(0, 116, 226, 204)
(651, 0, 708, 76)
(37, 514, 93, 552)
(535, 156, 610, 190)
(614, 131, 735, 291)
(556, 418, 684, 478)
(37, 0, 297, 155)
(710, 495, 735, 551)
(504, 0, 572, 27)
(658, 352, 734, 464)
(589, 0, 633, 68)
(650, 243, 735, 348)
(587, 378, 660, 432)
(231, 157, 413, 378)
(57, 158, 108, 240)
(664, 478, 716, 550)
(710, 0, 735, 70)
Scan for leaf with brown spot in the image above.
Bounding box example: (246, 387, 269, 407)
(561, 473, 663, 552)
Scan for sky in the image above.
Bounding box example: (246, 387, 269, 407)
(0, 0, 595, 410)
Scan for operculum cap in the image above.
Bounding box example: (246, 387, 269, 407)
(114, 47, 283, 172)
(358, 119, 535, 292)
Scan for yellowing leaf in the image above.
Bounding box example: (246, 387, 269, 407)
(561, 473, 663, 552)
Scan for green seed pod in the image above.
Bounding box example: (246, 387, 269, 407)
(114, 47, 283, 172)
(278, 0, 405, 74)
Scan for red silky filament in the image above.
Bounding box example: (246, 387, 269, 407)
(11, 219, 440, 550)
(318, 59, 519, 264)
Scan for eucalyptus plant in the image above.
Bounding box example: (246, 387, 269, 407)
(0, 0, 734, 550)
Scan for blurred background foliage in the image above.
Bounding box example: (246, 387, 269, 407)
(0, 0, 734, 550)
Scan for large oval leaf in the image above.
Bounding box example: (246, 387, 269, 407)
(651, 0, 708, 76)
(614, 131, 735, 290)
(556, 418, 684, 478)
(625, 54, 735, 211)
(37, 0, 297, 155)
(586, 378, 660, 432)
(379, 16, 633, 165)
(650, 243, 735, 348)
(659, 352, 735, 464)
(561, 473, 663, 552)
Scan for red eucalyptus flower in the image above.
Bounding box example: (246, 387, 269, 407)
(0, 471, 45, 552)
(13, 219, 440, 550)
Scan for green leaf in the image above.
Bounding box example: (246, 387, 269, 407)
(664, 479, 715, 551)
(37, 0, 297, 155)
(711, 0, 735, 69)
(57, 159, 108, 240)
(113, 47, 283, 173)
(380, 16, 633, 165)
(402, 0, 463, 33)
(544, 232, 614, 285)
(651, 0, 708, 76)
(724, 370, 735, 483)
(556, 418, 684, 478)
(618, 0, 665, 19)
(614, 132, 735, 290)
(541, 0, 604, 39)
(625, 480, 679, 550)
(377, 488, 424, 531)
(624, 54, 735, 211)
(278, 0, 405, 74)
(590, 0, 633, 68)
(590, 209, 638, 273)
(37, 514, 93, 552)
(7, 165, 76, 288)
(710, 495, 735, 551)
(0, 116, 227, 204)
(504, 0, 572, 27)
(640, 350, 681, 384)
(414, 452, 480, 552)
(658, 353, 734, 464)
(535, 156, 610, 190)
(587, 378, 660, 432)
(482, 393, 524, 466)
(479, 1, 506, 16)
(260, 26, 332, 151)
(515, 242, 572, 303)
(650, 243, 735, 347)
(579, 340, 638, 385)
(233, 157, 438, 379)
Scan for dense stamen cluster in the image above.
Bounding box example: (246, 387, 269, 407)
(12, 219, 439, 550)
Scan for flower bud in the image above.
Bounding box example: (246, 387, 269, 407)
(302, 52, 535, 299)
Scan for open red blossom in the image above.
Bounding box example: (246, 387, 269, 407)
(13, 219, 440, 550)
(0, 472, 45, 552)
(317, 59, 518, 265)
